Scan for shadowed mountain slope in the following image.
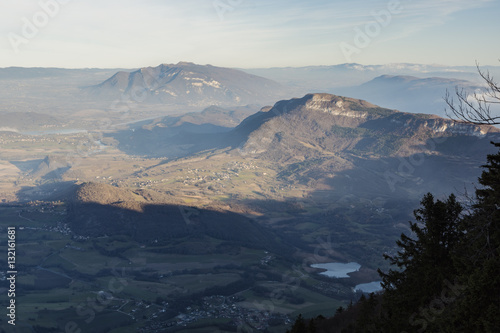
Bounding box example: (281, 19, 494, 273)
(67, 182, 294, 254)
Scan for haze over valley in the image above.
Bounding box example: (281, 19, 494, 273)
(1, 1, 500, 332)
(0, 59, 499, 331)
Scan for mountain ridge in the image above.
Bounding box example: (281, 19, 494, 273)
(229, 93, 497, 158)
(111, 93, 499, 161)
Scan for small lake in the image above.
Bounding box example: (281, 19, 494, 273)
(311, 262, 361, 278)
(354, 281, 383, 293)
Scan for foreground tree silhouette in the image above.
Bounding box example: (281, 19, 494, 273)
(378, 193, 463, 332)
(375, 144, 500, 332)
(291, 314, 307, 333)
(437, 142, 500, 333)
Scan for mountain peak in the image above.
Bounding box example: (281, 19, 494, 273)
(175, 61, 195, 66)
(87, 62, 289, 107)
(266, 93, 389, 119)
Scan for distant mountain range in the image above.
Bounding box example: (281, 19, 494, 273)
(242, 63, 500, 89)
(0, 67, 120, 80)
(86, 62, 291, 107)
(242, 64, 497, 116)
(1, 62, 499, 128)
(335, 75, 482, 116)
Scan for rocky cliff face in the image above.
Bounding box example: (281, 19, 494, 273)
(421, 120, 489, 137)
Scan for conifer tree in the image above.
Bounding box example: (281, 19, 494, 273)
(378, 193, 462, 331)
(438, 142, 500, 332)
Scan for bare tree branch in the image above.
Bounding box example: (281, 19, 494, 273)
(445, 61, 500, 125)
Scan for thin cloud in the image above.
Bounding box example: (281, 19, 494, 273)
(0, 0, 498, 67)
(337, 0, 495, 49)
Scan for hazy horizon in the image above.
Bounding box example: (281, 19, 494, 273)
(1, 0, 499, 69)
(3, 60, 500, 71)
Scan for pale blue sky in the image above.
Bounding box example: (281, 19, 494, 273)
(0, 0, 499, 68)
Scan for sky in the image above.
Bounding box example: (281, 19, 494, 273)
(0, 0, 499, 69)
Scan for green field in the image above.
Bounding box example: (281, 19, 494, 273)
(0, 203, 369, 332)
